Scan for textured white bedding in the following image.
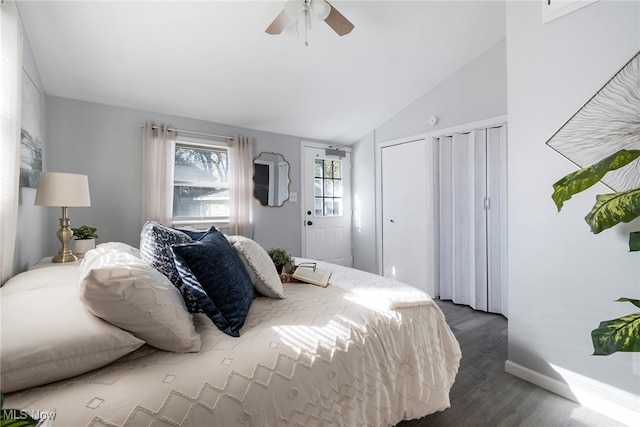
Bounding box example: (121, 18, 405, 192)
(3, 261, 461, 427)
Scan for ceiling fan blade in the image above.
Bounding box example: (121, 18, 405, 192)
(265, 9, 291, 35)
(324, 1, 354, 36)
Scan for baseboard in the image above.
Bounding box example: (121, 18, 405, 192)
(505, 360, 639, 427)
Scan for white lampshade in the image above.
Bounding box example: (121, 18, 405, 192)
(35, 172, 91, 207)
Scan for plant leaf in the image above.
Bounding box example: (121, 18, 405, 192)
(617, 297, 640, 309)
(592, 303, 640, 355)
(0, 413, 40, 427)
(551, 149, 640, 211)
(584, 188, 640, 234)
(630, 231, 640, 252)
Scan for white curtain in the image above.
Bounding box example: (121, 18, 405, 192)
(141, 122, 176, 226)
(229, 135, 253, 237)
(0, 0, 23, 285)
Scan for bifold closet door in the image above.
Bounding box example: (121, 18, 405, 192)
(437, 130, 488, 311)
(486, 125, 508, 314)
(436, 125, 507, 315)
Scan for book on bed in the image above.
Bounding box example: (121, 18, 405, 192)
(292, 263, 331, 287)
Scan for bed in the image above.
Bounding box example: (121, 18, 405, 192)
(1, 223, 461, 427)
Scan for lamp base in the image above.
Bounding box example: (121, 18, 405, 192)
(52, 207, 78, 263)
(52, 250, 78, 263)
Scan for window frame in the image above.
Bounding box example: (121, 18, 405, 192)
(172, 136, 230, 229)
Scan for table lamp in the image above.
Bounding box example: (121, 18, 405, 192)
(35, 172, 91, 263)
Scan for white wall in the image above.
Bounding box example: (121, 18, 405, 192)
(506, 0, 640, 422)
(18, 96, 327, 269)
(352, 38, 507, 273)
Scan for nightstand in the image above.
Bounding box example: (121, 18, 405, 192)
(29, 257, 82, 270)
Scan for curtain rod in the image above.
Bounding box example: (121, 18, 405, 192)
(142, 124, 233, 141)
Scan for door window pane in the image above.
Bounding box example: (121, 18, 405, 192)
(334, 180, 343, 197)
(324, 179, 333, 197)
(314, 178, 323, 197)
(333, 199, 343, 216)
(313, 158, 343, 217)
(314, 198, 323, 216)
(333, 161, 342, 179)
(324, 198, 334, 216)
(314, 160, 324, 178)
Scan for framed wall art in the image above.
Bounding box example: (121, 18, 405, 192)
(542, 0, 598, 24)
(546, 50, 640, 192)
(20, 70, 43, 188)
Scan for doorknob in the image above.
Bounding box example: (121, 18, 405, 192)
(307, 220, 313, 226)
(307, 210, 312, 215)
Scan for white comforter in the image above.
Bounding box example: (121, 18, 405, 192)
(4, 262, 461, 427)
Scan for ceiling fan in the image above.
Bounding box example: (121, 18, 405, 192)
(266, 0, 354, 44)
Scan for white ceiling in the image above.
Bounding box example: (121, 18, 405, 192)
(18, 1, 506, 144)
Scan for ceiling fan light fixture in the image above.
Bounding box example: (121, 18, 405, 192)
(311, 0, 330, 20)
(265, 0, 354, 40)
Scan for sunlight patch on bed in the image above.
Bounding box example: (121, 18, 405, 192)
(272, 319, 355, 357)
(342, 291, 410, 320)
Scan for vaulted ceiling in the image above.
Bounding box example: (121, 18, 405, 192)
(18, 1, 506, 144)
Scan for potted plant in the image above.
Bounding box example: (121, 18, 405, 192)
(552, 148, 639, 355)
(71, 225, 98, 258)
(267, 247, 293, 274)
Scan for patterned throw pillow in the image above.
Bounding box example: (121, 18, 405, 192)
(139, 221, 202, 313)
(172, 229, 254, 337)
(226, 235, 286, 299)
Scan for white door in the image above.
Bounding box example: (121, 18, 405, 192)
(302, 145, 352, 266)
(380, 138, 434, 296)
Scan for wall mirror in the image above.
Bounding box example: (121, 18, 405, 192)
(253, 152, 290, 207)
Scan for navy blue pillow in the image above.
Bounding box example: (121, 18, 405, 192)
(171, 229, 254, 337)
(139, 221, 202, 313)
(175, 228, 209, 241)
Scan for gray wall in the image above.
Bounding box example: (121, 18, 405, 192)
(351, 38, 507, 273)
(17, 96, 326, 269)
(506, 0, 639, 416)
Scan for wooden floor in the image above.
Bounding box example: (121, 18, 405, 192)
(397, 300, 625, 427)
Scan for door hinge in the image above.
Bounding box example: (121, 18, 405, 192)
(484, 197, 490, 210)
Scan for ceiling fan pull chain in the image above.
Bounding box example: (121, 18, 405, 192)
(305, 9, 309, 46)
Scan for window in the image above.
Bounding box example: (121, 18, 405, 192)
(314, 158, 343, 216)
(172, 139, 229, 225)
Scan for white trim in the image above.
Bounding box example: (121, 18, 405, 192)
(429, 115, 508, 138)
(505, 360, 640, 426)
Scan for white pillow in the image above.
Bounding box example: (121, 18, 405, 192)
(80, 242, 141, 275)
(0, 282, 144, 393)
(80, 250, 201, 353)
(226, 235, 286, 299)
